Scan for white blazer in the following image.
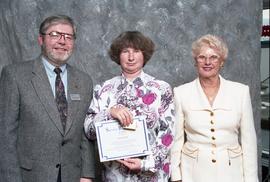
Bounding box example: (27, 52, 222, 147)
(170, 76, 258, 182)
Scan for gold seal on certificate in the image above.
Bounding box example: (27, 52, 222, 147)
(95, 116, 151, 162)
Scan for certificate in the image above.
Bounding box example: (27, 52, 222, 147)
(95, 116, 151, 162)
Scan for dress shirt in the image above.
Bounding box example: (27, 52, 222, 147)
(42, 57, 67, 97)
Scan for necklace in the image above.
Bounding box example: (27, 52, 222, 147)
(208, 96, 215, 102)
(200, 78, 220, 105)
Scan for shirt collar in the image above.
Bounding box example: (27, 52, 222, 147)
(121, 70, 146, 86)
(42, 56, 67, 77)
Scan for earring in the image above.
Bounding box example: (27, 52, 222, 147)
(220, 61, 224, 68)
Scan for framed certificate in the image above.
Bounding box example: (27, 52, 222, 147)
(95, 116, 151, 162)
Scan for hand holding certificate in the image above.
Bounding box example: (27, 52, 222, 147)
(95, 116, 151, 162)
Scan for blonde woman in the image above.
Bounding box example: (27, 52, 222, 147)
(170, 34, 258, 182)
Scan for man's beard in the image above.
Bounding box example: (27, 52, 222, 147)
(42, 45, 72, 65)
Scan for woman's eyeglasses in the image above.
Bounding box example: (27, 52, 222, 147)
(196, 55, 220, 63)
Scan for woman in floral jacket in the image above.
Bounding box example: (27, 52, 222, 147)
(84, 31, 175, 182)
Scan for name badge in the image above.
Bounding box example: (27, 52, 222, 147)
(70, 94, 81, 101)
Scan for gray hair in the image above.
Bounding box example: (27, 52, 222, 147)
(39, 15, 76, 38)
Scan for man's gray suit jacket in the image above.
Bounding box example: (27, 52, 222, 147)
(0, 57, 95, 182)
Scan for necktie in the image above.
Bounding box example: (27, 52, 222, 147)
(54, 68, 68, 131)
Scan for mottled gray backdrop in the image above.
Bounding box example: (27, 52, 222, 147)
(0, 0, 263, 179)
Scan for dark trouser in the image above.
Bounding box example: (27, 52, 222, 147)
(57, 167, 61, 182)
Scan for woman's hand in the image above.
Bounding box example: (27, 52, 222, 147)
(117, 158, 141, 172)
(79, 178, 92, 182)
(110, 105, 133, 126)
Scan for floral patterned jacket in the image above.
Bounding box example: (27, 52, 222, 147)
(84, 71, 175, 182)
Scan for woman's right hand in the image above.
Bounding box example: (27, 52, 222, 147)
(109, 105, 133, 126)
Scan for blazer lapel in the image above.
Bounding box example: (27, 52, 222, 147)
(189, 78, 212, 111)
(31, 58, 65, 135)
(65, 65, 81, 135)
(212, 76, 231, 111)
(190, 76, 231, 111)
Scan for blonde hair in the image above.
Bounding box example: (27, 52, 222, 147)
(192, 34, 228, 61)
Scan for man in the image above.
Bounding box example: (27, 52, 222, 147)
(0, 15, 95, 182)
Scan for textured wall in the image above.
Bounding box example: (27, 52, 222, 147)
(0, 0, 263, 179)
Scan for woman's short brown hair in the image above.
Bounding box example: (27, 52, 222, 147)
(109, 31, 155, 66)
(192, 34, 228, 61)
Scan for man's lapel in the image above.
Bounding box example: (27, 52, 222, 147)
(31, 57, 65, 135)
(65, 65, 81, 135)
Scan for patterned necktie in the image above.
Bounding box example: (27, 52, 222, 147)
(54, 68, 68, 131)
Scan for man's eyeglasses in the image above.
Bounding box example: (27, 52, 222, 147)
(41, 31, 75, 42)
(196, 55, 220, 63)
